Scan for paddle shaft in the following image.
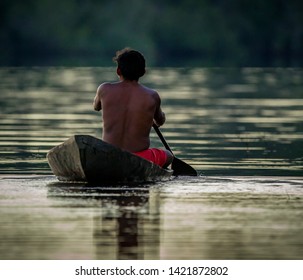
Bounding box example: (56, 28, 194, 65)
(152, 124, 174, 155)
(152, 124, 197, 176)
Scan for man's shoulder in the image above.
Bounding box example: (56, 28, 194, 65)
(98, 81, 117, 89)
(140, 84, 159, 96)
(97, 82, 118, 95)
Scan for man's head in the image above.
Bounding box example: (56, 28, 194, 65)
(113, 48, 146, 81)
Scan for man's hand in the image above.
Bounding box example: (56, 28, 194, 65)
(153, 115, 165, 127)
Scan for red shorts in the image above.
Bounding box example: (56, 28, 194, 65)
(134, 148, 167, 167)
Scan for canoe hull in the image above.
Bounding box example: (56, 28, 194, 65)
(47, 135, 172, 183)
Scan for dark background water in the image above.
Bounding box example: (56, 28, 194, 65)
(1, 1, 302, 67)
(0, 67, 302, 176)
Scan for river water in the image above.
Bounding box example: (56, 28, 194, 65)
(0, 67, 303, 259)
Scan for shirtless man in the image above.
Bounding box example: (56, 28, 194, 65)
(93, 48, 173, 168)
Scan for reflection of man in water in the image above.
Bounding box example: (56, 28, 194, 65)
(94, 189, 161, 260)
(93, 48, 173, 168)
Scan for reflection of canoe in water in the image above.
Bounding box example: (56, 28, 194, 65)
(47, 135, 173, 184)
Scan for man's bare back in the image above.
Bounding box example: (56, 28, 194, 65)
(93, 48, 173, 168)
(93, 80, 165, 152)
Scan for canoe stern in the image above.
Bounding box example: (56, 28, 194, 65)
(47, 136, 86, 181)
(47, 135, 172, 183)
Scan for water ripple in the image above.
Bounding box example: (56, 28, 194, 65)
(1, 67, 303, 176)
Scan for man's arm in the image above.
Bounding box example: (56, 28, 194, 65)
(93, 84, 103, 111)
(153, 92, 166, 127)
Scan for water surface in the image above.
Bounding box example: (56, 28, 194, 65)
(0, 67, 303, 260)
(1, 67, 302, 175)
(1, 175, 302, 259)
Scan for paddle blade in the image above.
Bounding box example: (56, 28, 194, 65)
(171, 157, 197, 176)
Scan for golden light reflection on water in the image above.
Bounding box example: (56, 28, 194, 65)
(0, 67, 303, 175)
(0, 176, 302, 260)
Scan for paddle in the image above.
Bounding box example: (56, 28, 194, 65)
(153, 124, 197, 176)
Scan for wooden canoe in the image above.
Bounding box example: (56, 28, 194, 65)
(47, 135, 173, 184)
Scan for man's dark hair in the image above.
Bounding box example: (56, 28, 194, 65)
(113, 48, 146, 81)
